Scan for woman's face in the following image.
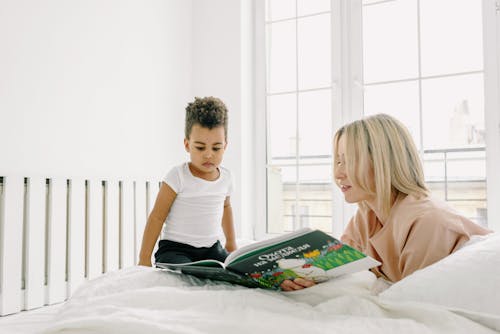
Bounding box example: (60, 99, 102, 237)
(334, 135, 375, 204)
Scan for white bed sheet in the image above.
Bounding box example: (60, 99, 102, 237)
(2, 266, 497, 334)
(0, 304, 63, 334)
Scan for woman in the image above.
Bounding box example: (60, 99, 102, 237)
(281, 114, 491, 291)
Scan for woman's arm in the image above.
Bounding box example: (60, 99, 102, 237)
(221, 196, 237, 252)
(138, 182, 177, 266)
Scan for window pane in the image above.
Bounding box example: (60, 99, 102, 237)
(299, 165, 332, 232)
(267, 166, 286, 233)
(267, 93, 297, 163)
(268, 166, 297, 233)
(364, 81, 421, 147)
(427, 178, 487, 226)
(297, 14, 331, 90)
(425, 151, 485, 197)
(423, 152, 445, 185)
(447, 180, 486, 201)
(362, 0, 418, 83)
(420, 0, 483, 76)
(298, 89, 332, 156)
(298, 164, 332, 184)
(421, 74, 484, 150)
(267, 21, 297, 93)
(423, 149, 486, 226)
(297, 0, 330, 16)
(266, 0, 296, 21)
(278, 165, 298, 184)
(447, 151, 486, 184)
(299, 215, 332, 232)
(267, 164, 333, 234)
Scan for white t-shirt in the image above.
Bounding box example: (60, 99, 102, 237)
(160, 162, 234, 247)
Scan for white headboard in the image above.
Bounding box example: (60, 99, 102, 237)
(0, 175, 159, 316)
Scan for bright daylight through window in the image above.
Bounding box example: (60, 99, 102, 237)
(264, 0, 488, 234)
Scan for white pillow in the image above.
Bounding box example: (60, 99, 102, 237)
(379, 232, 500, 316)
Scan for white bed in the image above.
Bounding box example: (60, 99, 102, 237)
(1, 233, 499, 334)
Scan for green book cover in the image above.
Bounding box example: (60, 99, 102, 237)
(157, 228, 380, 290)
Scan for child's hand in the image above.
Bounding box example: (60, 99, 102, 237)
(225, 240, 237, 253)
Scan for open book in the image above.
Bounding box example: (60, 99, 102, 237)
(156, 228, 381, 290)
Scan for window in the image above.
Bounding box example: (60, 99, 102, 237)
(362, 0, 487, 226)
(259, 0, 500, 235)
(265, 0, 334, 234)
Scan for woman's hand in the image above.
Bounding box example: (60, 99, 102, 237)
(280, 278, 316, 291)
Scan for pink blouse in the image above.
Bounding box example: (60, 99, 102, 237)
(341, 194, 491, 283)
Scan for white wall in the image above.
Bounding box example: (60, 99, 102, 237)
(191, 0, 255, 238)
(0, 0, 257, 238)
(0, 0, 192, 180)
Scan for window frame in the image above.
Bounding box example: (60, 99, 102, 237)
(483, 0, 500, 231)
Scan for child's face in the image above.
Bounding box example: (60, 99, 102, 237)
(184, 124, 227, 177)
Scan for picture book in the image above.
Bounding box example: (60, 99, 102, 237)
(156, 228, 381, 290)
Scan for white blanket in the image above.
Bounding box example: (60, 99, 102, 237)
(37, 266, 498, 334)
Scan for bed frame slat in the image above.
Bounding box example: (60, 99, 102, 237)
(24, 177, 46, 310)
(68, 179, 85, 295)
(0, 176, 24, 315)
(105, 180, 120, 272)
(87, 180, 103, 280)
(46, 178, 68, 304)
(120, 181, 135, 268)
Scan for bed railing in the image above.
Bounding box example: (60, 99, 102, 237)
(0, 175, 159, 316)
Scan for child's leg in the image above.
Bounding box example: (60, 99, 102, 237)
(203, 241, 229, 262)
(154, 240, 194, 264)
(155, 239, 228, 264)
(155, 251, 192, 264)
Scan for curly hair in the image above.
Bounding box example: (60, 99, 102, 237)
(185, 96, 228, 139)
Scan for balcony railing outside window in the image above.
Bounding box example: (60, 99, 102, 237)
(268, 146, 487, 233)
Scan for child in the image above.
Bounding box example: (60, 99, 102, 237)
(138, 96, 236, 267)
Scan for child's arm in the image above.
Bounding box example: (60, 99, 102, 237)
(138, 182, 177, 267)
(221, 196, 237, 252)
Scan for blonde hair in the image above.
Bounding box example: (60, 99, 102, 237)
(334, 114, 429, 218)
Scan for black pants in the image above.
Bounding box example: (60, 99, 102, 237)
(154, 239, 229, 264)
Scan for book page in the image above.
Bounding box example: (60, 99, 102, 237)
(325, 256, 381, 277)
(224, 227, 313, 266)
(157, 259, 225, 270)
